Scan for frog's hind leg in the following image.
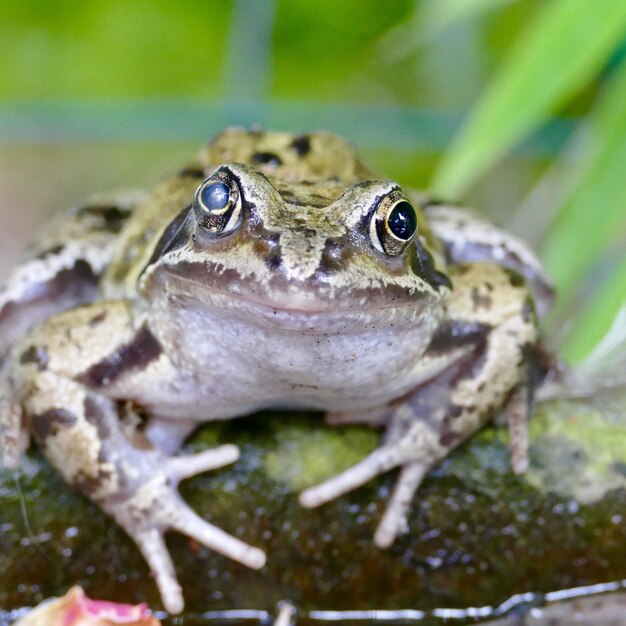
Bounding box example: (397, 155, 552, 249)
(24, 380, 265, 614)
(10, 302, 265, 614)
(301, 262, 538, 548)
(0, 194, 140, 354)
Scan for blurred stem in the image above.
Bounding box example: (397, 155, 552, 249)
(431, 0, 626, 197)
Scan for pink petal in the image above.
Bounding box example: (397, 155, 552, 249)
(14, 587, 162, 626)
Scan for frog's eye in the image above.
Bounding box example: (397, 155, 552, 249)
(193, 172, 242, 236)
(369, 194, 418, 256)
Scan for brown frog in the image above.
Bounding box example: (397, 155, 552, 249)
(0, 129, 553, 613)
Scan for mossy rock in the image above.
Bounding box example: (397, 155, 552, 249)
(1, 392, 626, 625)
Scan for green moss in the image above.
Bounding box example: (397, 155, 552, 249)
(526, 393, 626, 502)
(264, 422, 378, 492)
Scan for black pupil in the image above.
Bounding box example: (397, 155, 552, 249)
(200, 182, 230, 210)
(387, 201, 417, 240)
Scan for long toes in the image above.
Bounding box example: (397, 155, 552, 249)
(170, 505, 266, 570)
(299, 446, 401, 508)
(133, 527, 184, 615)
(374, 462, 425, 548)
(166, 444, 240, 482)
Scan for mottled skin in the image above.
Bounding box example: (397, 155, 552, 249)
(0, 129, 552, 614)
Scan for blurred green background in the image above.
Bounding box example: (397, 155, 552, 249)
(0, 0, 625, 362)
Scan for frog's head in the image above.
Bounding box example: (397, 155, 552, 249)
(139, 131, 451, 335)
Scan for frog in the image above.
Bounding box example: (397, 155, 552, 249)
(0, 128, 554, 614)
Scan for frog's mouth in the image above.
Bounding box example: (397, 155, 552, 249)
(149, 261, 442, 333)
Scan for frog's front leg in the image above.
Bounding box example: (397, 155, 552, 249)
(3, 302, 265, 614)
(421, 202, 554, 316)
(301, 263, 538, 548)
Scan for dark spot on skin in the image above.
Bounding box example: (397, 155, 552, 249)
(409, 244, 452, 291)
(317, 239, 350, 274)
(89, 312, 107, 327)
(32, 408, 77, 443)
(35, 244, 64, 260)
(265, 255, 281, 270)
(74, 466, 116, 498)
(471, 287, 492, 309)
(178, 166, 206, 178)
(248, 222, 282, 269)
(290, 135, 311, 156)
(439, 431, 460, 447)
(521, 300, 535, 323)
(78, 205, 132, 234)
(20, 345, 49, 371)
(276, 188, 304, 206)
(427, 320, 490, 354)
(505, 268, 525, 287)
(80, 324, 162, 388)
(83, 396, 111, 440)
(454, 264, 471, 275)
(251, 152, 283, 167)
(449, 404, 464, 418)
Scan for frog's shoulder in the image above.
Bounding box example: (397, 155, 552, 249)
(0, 191, 143, 354)
(413, 198, 554, 316)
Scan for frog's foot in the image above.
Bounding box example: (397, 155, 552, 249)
(300, 417, 443, 548)
(101, 443, 267, 615)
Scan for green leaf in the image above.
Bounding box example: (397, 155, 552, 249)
(431, 0, 626, 197)
(541, 61, 626, 308)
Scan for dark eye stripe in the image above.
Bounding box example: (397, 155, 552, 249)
(141, 205, 193, 270)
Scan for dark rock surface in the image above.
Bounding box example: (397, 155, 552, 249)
(1, 390, 625, 625)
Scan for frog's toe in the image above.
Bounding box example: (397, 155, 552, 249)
(133, 526, 184, 615)
(373, 461, 426, 547)
(165, 445, 266, 568)
(116, 472, 266, 614)
(299, 445, 401, 508)
(300, 421, 441, 547)
(169, 504, 267, 570)
(166, 444, 240, 480)
(99, 443, 263, 613)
